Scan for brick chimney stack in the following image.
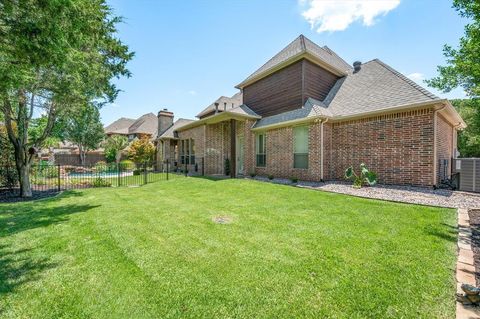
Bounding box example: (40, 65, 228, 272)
(157, 108, 174, 138)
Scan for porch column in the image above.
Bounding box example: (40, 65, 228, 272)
(230, 119, 236, 178)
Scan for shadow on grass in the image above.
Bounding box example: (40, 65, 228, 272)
(0, 199, 100, 238)
(0, 243, 59, 301)
(190, 175, 232, 182)
(425, 225, 458, 243)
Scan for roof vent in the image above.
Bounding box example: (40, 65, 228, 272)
(353, 61, 362, 73)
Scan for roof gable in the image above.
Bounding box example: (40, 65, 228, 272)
(196, 92, 243, 118)
(104, 117, 136, 135)
(128, 113, 157, 135)
(236, 35, 352, 88)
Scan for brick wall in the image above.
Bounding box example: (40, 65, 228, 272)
(204, 122, 231, 175)
(177, 125, 205, 173)
(436, 113, 454, 182)
(325, 108, 435, 186)
(251, 122, 322, 181)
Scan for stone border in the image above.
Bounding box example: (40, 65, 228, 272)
(457, 208, 480, 319)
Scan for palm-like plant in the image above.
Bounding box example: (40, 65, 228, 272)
(345, 163, 377, 188)
(104, 135, 129, 164)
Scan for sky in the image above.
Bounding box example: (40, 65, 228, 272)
(102, 0, 469, 125)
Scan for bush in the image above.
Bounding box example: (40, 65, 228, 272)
(268, 174, 274, 180)
(224, 158, 230, 176)
(94, 161, 108, 173)
(290, 177, 298, 183)
(92, 177, 111, 187)
(249, 172, 256, 178)
(120, 159, 135, 171)
(105, 148, 116, 163)
(133, 169, 141, 176)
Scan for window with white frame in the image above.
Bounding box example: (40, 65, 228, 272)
(256, 133, 266, 167)
(180, 139, 195, 165)
(293, 126, 309, 169)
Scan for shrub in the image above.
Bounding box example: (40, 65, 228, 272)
(268, 174, 274, 180)
(94, 161, 107, 173)
(92, 177, 111, 187)
(345, 163, 377, 188)
(290, 177, 298, 183)
(249, 172, 256, 178)
(133, 169, 141, 176)
(119, 159, 135, 170)
(224, 158, 230, 176)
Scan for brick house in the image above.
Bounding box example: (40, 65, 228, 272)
(105, 113, 158, 141)
(156, 35, 466, 187)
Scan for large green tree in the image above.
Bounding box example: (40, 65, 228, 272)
(427, 0, 480, 97)
(65, 104, 105, 165)
(451, 99, 480, 157)
(0, 0, 133, 197)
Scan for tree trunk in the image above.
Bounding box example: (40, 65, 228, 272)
(79, 145, 86, 166)
(115, 151, 122, 164)
(18, 163, 32, 197)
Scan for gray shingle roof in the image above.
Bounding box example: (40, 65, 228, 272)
(324, 59, 440, 117)
(196, 92, 243, 118)
(237, 35, 352, 88)
(254, 59, 442, 129)
(104, 117, 136, 135)
(253, 98, 331, 129)
(128, 113, 158, 135)
(159, 118, 195, 139)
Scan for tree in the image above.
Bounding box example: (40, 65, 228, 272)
(128, 137, 155, 165)
(451, 99, 480, 157)
(65, 104, 105, 165)
(28, 114, 67, 149)
(426, 0, 480, 98)
(104, 135, 129, 164)
(0, 0, 133, 197)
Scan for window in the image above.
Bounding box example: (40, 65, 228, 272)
(293, 126, 309, 169)
(180, 139, 195, 165)
(256, 133, 266, 167)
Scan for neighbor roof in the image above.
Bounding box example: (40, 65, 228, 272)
(236, 34, 352, 88)
(158, 118, 196, 139)
(128, 113, 158, 135)
(104, 117, 136, 135)
(196, 92, 243, 118)
(253, 59, 444, 129)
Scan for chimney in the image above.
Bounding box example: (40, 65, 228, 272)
(224, 102, 227, 111)
(353, 61, 362, 73)
(214, 102, 219, 114)
(157, 108, 174, 137)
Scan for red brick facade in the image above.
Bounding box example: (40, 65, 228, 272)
(164, 106, 456, 187)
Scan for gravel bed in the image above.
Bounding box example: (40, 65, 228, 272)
(248, 177, 480, 209)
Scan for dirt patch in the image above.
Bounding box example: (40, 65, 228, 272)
(212, 216, 233, 224)
(468, 209, 480, 285)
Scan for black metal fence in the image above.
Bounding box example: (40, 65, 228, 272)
(0, 160, 183, 199)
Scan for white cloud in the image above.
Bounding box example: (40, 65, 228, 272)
(108, 102, 120, 108)
(407, 72, 425, 83)
(188, 90, 197, 96)
(300, 0, 400, 33)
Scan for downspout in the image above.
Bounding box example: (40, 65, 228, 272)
(433, 105, 446, 187)
(320, 118, 329, 181)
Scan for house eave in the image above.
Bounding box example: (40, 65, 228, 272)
(176, 111, 260, 132)
(251, 100, 465, 131)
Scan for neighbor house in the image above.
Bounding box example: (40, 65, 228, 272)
(105, 113, 158, 141)
(156, 35, 466, 187)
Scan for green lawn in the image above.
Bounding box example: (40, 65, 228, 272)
(0, 178, 457, 318)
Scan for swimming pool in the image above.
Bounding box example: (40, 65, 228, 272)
(68, 171, 133, 178)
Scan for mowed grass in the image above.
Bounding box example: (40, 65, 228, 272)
(0, 178, 457, 318)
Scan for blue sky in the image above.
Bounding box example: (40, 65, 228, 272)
(102, 0, 468, 125)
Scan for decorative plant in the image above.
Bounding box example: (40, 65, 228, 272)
(345, 163, 377, 188)
(249, 172, 256, 178)
(224, 158, 230, 176)
(268, 174, 274, 180)
(290, 177, 298, 184)
(128, 137, 155, 165)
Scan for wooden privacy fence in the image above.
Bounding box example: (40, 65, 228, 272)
(453, 158, 480, 193)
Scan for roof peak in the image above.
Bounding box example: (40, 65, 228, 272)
(236, 34, 351, 88)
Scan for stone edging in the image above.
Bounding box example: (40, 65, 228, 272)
(457, 208, 480, 319)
